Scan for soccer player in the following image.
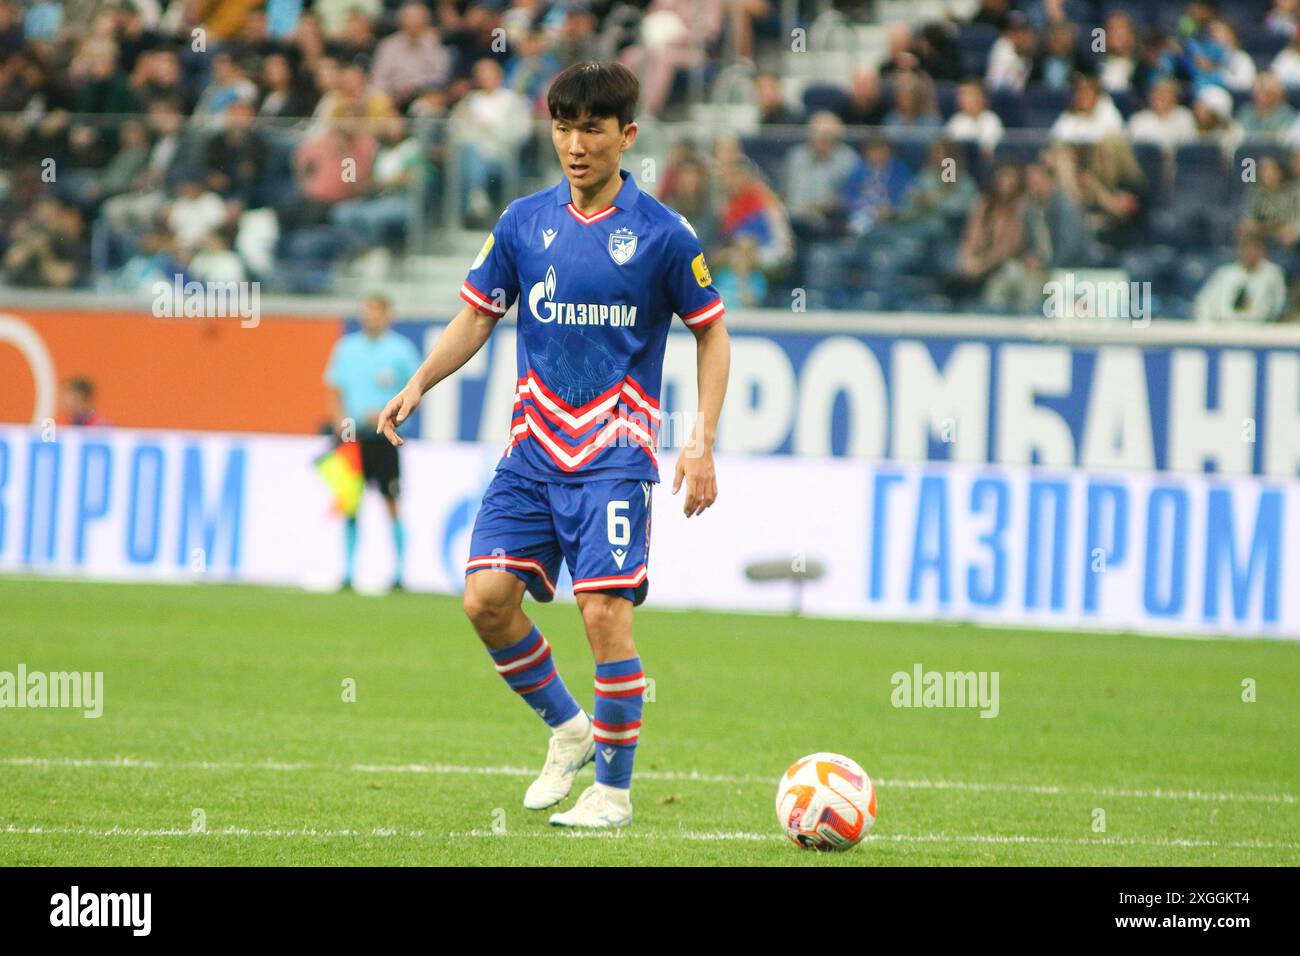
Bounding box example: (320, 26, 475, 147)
(377, 61, 730, 827)
(325, 293, 422, 591)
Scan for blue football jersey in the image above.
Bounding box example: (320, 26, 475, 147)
(460, 169, 725, 484)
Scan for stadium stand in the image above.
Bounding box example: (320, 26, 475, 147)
(1, 0, 1299, 320)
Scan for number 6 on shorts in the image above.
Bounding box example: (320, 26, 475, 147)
(607, 499, 631, 546)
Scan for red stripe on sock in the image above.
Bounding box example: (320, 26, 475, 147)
(592, 719, 642, 731)
(514, 671, 557, 695)
(495, 634, 548, 668)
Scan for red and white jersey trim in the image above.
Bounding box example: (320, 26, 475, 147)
(460, 280, 507, 317)
(565, 203, 617, 225)
(679, 296, 724, 329)
(573, 564, 647, 592)
(519, 371, 662, 435)
(513, 409, 656, 472)
(465, 554, 556, 594)
(507, 370, 660, 472)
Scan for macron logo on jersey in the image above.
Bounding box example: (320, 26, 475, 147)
(526, 265, 638, 328)
(542, 228, 556, 249)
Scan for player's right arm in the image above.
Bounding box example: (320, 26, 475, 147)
(376, 301, 499, 446)
(378, 205, 520, 446)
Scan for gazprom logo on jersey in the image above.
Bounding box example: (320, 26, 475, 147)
(0, 429, 245, 575)
(527, 265, 637, 328)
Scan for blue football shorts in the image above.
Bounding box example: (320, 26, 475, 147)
(466, 467, 653, 606)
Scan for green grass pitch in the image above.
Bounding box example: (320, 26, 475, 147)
(1, 578, 1297, 866)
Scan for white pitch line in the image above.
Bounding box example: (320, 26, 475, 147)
(2, 825, 432, 839)
(451, 830, 1300, 851)
(0, 756, 322, 772)
(3, 825, 1298, 852)
(352, 763, 767, 785)
(2, 756, 1296, 805)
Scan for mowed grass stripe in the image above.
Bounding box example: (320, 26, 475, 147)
(1, 579, 1297, 865)
(4, 825, 1299, 852)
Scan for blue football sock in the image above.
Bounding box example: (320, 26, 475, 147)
(489, 626, 581, 728)
(593, 657, 645, 790)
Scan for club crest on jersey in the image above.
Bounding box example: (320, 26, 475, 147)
(608, 227, 637, 265)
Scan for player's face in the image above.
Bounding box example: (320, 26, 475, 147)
(551, 112, 636, 192)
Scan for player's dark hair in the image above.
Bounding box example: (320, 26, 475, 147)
(547, 61, 639, 128)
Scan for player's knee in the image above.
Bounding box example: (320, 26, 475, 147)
(462, 576, 514, 635)
(461, 587, 497, 631)
(579, 593, 630, 640)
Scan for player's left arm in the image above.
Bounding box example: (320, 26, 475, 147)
(664, 222, 731, 518)
(673, 317, 730, 518)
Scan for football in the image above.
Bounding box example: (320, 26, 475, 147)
(775, 752, 877, 851)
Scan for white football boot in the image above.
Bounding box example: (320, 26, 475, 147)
(523, 712, 595, 810)
(548, 783, 633, 828)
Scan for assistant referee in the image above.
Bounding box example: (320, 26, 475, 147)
(324, 293, 422, 590)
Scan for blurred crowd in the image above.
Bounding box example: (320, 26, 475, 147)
(698, 0, 1300, 320)
(0, 0, 788, 293)
(0, 0, 1298, 321)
